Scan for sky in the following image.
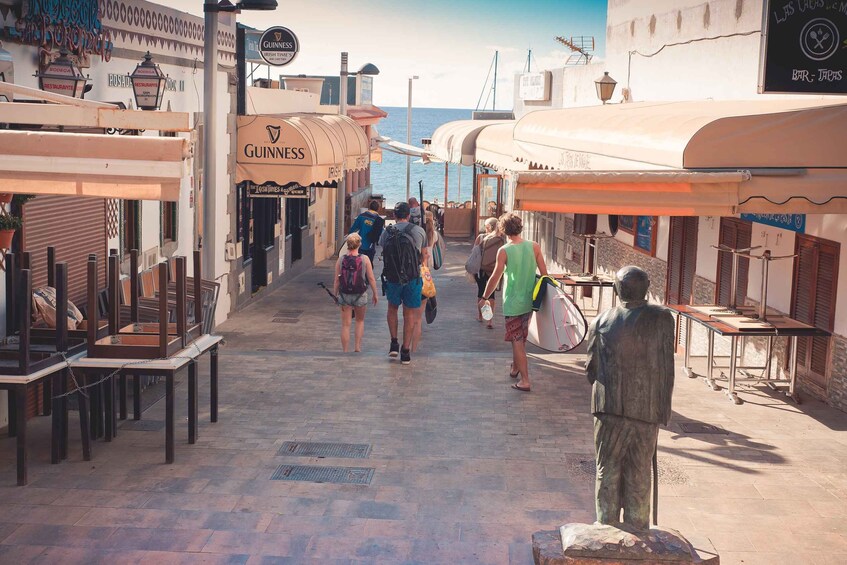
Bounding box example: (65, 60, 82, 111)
(154, 0, 608, 109)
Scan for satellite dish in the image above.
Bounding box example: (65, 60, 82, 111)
(608, 215, 619, 236)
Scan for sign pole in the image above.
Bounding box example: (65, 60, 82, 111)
(202, 1, 218, 280)
(337, 52, 348, 253)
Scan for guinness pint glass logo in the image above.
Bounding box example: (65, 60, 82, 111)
(266, 125, 282, 144)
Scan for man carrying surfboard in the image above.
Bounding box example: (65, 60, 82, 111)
(481, 212, 548, 392)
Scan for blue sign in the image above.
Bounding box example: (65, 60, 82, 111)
(741, 213, 806, 233)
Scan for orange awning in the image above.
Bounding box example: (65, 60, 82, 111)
(0, 130, 189, 201)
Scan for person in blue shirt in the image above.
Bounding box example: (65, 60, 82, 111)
(348, 200, 385, 264)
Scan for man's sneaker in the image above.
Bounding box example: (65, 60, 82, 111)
(400, 347, 411, 365)
(389, 339, 400, 358)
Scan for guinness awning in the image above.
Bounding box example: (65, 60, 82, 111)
(236, 113, 367, 188)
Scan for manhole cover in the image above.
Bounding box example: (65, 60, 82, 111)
(567, 455, 689, 486)
(119, 420, 165, 431)
(277, 441, 371, 459)
(679, 422, 728, 434)
(272, 318, 299, 324)
(270, 465, 374, 485)
(275, 310, 303, 317)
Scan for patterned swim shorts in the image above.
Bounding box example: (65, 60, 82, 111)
(338, 292, 368, 308)
(504, 312, 532, 342)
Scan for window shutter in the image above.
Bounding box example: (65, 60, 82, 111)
(666, 218, 684, 305)
(716, 218, 751, 306)
(680, 217, 699, 304)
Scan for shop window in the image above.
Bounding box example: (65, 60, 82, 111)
(791, 234, 839, 395)
(619, 215, 657, 256)
(122, 200, 140, 255)
(715, 218, 752, 306)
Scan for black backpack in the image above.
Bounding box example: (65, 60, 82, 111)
(339, 255, 368, 294)
(382, 224, 421, 284)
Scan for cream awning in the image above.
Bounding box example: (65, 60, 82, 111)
(513, 99, 847, 170)
(236, 114, 347, 187)
(429, 119, 510, 166)
(475, 122, 519, 170)
(319, 114, 370, 171)
(0, 130, 189, 201)
(509, 99, 847, 215)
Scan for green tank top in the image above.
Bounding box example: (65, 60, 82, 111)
(502, 240, 537, 316)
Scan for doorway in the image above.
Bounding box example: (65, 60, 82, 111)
(475, 174, 503, 234)
(666, 216, 699, 306)
(715, 218, 752, 306)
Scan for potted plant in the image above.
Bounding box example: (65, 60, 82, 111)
(0, 193, 11, 205)
(12, 194, 35, 206)
(0, 213, 22, 249)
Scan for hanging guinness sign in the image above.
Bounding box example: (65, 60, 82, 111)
(760, 1, 847, 94)
(247, 181, 309, 198)
(258, 26, 299, 67)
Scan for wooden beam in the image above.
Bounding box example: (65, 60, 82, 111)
(0, 103, 191, 132)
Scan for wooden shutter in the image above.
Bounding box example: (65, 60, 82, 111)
(715, 218, 752, 306)
(22, 196, 107, 306)
(666, 218, 684, 305)
(666, 217, 698, 306)
(791, 234, 839, 395)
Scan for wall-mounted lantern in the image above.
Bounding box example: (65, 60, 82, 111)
(35, 49, 89, 99)
(129, 52, 167, 111)
(594, 71, 617, 105)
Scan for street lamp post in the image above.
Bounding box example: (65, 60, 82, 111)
(405, 75, 418, 201)
(201, 0, 277, 280)
(594, 71, 617, 105)
(335, 55, 380, 252)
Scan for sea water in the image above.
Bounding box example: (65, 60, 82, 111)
(370, 106, 476, 209)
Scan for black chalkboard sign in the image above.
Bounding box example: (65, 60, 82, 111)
(761, 1, 847, 94)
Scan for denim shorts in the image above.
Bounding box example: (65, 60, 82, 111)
(338, 292, 368, 308)
(386, 278, 423, 308)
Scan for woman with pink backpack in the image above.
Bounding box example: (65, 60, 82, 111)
(333, 233, 379, 352)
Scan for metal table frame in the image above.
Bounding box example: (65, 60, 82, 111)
(670, 305, 829, 405)
(68, 334, 221, 464)
(553, 274, 618, 313)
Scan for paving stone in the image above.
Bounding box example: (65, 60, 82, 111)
(1, 238, 847, 562)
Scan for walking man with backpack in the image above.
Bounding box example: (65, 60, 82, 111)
(348, 200, 385, 264)
(334, 233, 378, 352)
(379, 202, 428, 365)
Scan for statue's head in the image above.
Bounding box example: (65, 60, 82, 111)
(615, 266, 650, 302)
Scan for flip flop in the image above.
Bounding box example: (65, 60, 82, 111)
(512, 383, 531, 392)
(509, 370, 520, 379)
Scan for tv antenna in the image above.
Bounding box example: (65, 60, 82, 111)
(555, 36, 595, 65)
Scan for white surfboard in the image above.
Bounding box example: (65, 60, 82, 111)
(528, 277, 588, 353)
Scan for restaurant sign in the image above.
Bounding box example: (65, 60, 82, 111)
(741, 213, 806, 233)
(259, 26, 299, 67)
(760, 0, 847, 94)
(11, 0, 113, 64)
(247, 181, 309, 198)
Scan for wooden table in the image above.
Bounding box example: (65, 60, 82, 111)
(0, 354, 87, 486)
(668, 305, 830, 404)
(68, 334, 222, 464)
(552, 274, 618, 312)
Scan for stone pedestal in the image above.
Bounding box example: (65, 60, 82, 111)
(532, 523, 719, 565)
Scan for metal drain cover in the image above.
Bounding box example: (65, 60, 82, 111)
(275, 310, 303, 317)
(119, 420, 165, 431)
(272, 318, 299, 323)
(277, 441, 371, 459)
(567, 455, 690, 486)
(270, 465, 374, 485)
(679, 422, 728, 434)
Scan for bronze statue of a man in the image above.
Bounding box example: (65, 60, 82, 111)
(585, 266, 675, 531)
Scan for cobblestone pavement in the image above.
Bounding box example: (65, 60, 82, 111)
(2, 240, 847, 564)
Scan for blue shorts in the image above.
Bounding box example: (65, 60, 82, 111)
(386, 278, 423, 308)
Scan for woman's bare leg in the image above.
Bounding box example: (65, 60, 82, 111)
(340, 306, 352, 352)
(353, 306, 366, 352)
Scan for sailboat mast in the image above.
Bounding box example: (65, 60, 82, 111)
(493, 50, 498, 110)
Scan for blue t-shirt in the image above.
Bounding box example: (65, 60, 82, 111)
(349, 211, 384, 251)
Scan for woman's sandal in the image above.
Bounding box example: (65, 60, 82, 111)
(509, 369, 520, 379)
